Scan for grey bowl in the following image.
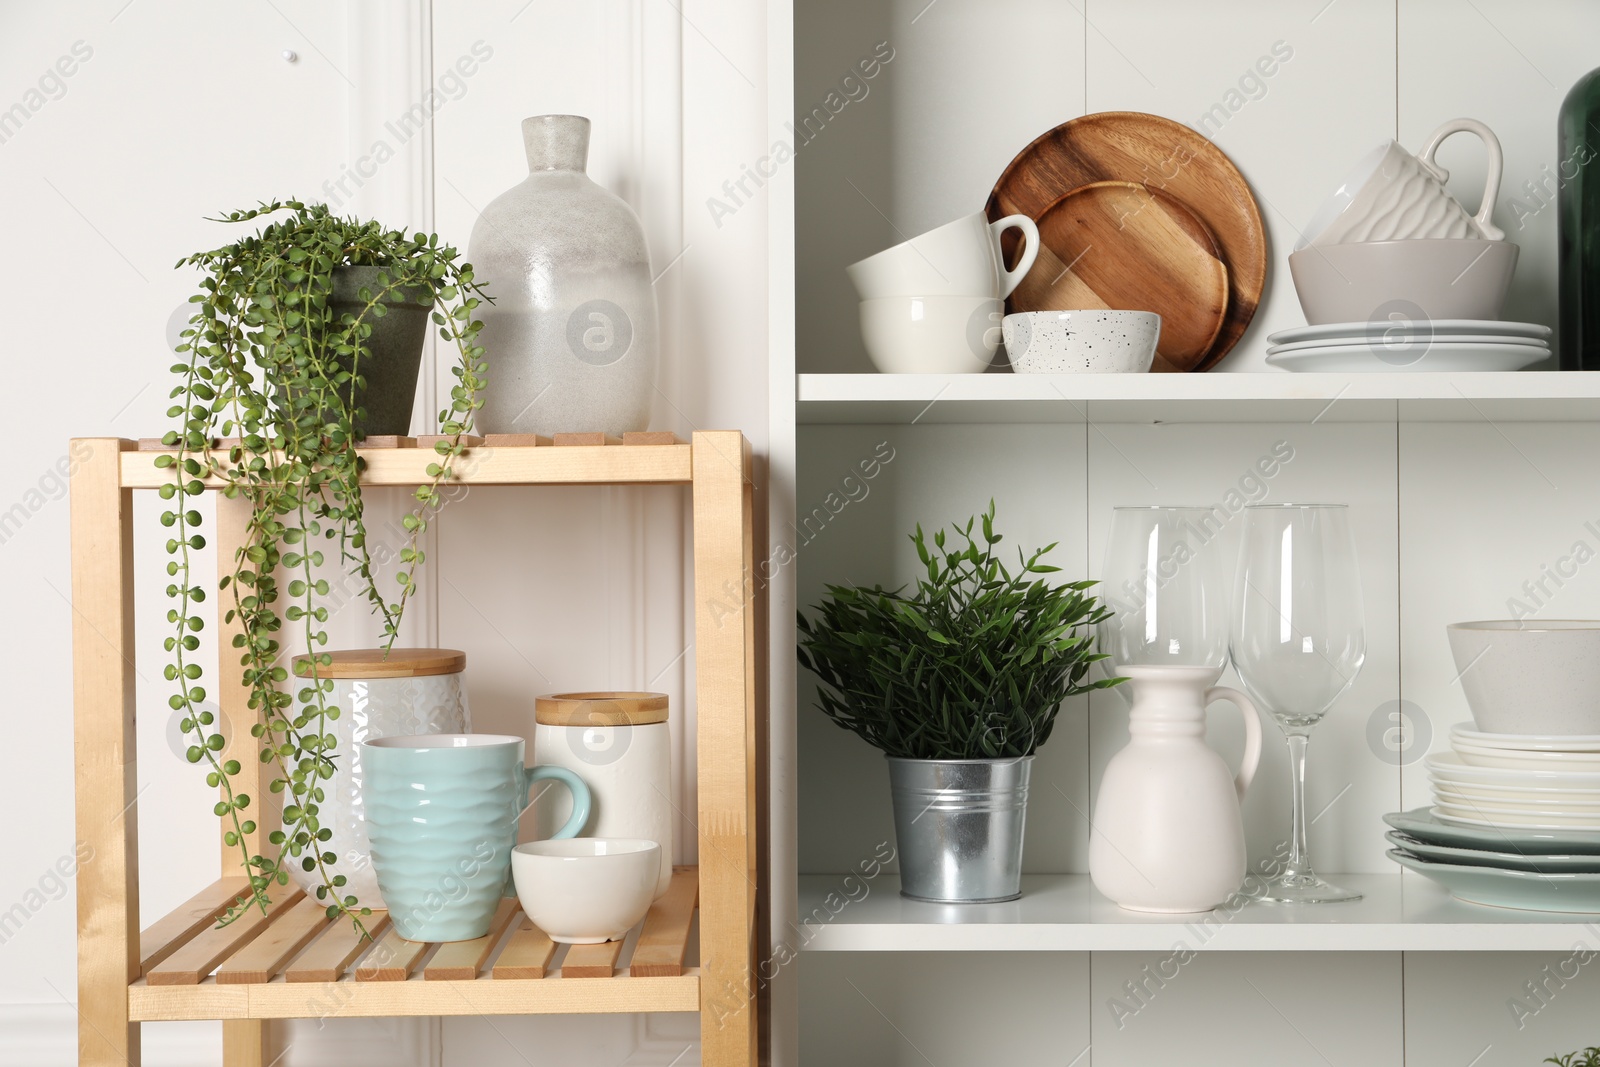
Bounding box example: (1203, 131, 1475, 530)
(1288, 238, 1518, 326)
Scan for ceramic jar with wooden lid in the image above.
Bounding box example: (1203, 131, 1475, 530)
(532, 692, 673, 897)
(289, 648, 471, 906)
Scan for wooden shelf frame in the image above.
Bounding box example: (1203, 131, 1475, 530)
(70, 433, 763, 1067)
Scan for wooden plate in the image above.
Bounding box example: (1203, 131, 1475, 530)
(1013, 182, 1229, 373)
(987, 112, 1267, 372)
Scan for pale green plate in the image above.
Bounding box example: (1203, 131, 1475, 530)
(1383, 807, 1600, 855)
(1384, 830, 1600, 874)
(1388, 849, 1600, 913)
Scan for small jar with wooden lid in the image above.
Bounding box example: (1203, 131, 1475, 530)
(289, 648, 471, 906)
(532, 692, 673, 898)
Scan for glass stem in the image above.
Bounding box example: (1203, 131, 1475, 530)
(1284, 732, 1312, 881)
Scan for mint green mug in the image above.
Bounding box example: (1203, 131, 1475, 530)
(362, 734, 591, 942)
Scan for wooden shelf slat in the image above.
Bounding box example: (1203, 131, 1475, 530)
(622, 431, 680, 446)
(552, 432, 622, 446)
(283, 911, 391, 983)
(353, 925, 432, 982)
(145, 888, 304, 986)
(491, 917, 558, 980)
(561, 939, 625, 979)
(482, 433, 552, 446)
(215, 896, 331, 985)
(128, 972, 701, 1020)
(629, 867, 699, 978)
(139, 878, 251, 974)
(118, 442, 694, 488)
(423, 899, 521, 981)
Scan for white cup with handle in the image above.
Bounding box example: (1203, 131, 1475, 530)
(1299, 118, 1504, 250)
(847, 211, 1041, 299)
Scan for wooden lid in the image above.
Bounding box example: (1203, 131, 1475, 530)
(291, 648, 467, 679)
(535, 692, 668, 727)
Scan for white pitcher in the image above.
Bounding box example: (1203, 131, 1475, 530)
(1089, 664, 1262, 913)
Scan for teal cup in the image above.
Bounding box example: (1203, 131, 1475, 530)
(362, 734, 591, 942)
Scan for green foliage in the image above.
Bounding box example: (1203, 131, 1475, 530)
(796, 502, 1122, 760)
(161, 200, 490, 937)
(1548, 1050, 1600, 1066)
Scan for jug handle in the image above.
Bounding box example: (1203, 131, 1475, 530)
(1203, 686, 1263, 799)
(990, 213, 1041, 298)
(1415, 118, 1505, 241)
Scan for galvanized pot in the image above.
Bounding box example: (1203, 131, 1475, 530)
(886, 756, 1032, 903)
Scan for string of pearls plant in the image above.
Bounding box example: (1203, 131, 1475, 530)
(160, 200, 489, 935)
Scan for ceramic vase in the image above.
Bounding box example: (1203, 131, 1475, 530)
(468, 114, 659, 436)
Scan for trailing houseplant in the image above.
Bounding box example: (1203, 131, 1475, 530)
(797, 502, 1120, 902)
(161, 199, 489, 935)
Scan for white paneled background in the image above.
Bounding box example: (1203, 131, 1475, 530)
(0, 0, 769, 1064)
(793, 2, 1600, 1066)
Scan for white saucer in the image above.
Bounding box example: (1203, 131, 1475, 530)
(1452, 726, 1600, 753)
(1267, 334, 1550, 355)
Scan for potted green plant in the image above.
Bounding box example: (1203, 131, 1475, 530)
(1549, 1050, 1600, 1066)
(160, 199, 489, 934)
(797, 503, 1121, 903)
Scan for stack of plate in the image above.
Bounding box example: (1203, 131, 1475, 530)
(1383, 726, 1600, 912)
(1265, 320, 1551, 373)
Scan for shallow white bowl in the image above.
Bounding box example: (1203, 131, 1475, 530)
(1453, 744, 1600, 773)
(1430, 776, 1600, 801)
(511, 838, 660, 945)
(1426, 752, 1600, 788)
(859, 295, 1002, 374)
(1001, 310, 1160, 373)
(1434, 802, 1600, 830)
(1434, 787, 1600, 814)
(1447, 620, 1600, 735)
(1451, 725, 1600, 753)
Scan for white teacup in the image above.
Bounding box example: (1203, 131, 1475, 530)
(511, 838, 660, 945)
(859, 295, 1002, 374)
(847, 211, 1040, 299)
(1300, 118, 1504, 249)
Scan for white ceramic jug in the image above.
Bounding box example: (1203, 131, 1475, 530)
(1089, 665, 1262, 913)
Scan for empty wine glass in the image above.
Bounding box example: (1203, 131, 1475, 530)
(1231, 504, 1366, 904)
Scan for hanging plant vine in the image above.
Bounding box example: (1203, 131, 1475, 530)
(160, 200, 489, 934)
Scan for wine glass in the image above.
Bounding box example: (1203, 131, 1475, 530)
(1099, 506, 1231, 676)
(1231, 504, 1366, 904)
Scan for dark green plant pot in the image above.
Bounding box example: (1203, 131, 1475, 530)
(329, 265, 432, 438)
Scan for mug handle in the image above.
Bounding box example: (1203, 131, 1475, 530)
(1203, 686, 1263, 800)
(521, 765, 592, 838)
(1415, 118, 1505, 241)
(990, 213, 1041, 299)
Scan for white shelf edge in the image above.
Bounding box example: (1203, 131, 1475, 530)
(795, 873, 1600, 952)
(795, 372, 1600, 424)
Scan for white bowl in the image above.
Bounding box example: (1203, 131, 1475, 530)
(859, 296, 1002, 374)
(1426, 752, 1600, 788)
(1452, 744, 1600, 773)
(1434, 802, 1600, 829)
(511, 838, 660, 945)
(1430, 776, 1600, 801)
(1000, 310, 1160, 373)
(1433, 787, 1600, 814)
(1451, 725, 1600, 753)
(1446, 620, 1600, 735)
(1288, 239, 1517, 326)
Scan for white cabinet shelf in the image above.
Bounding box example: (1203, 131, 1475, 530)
(796, 874, 1600, 952)
(796, 372, 1600, 424)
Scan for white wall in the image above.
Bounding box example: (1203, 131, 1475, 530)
(0, 1, 770, 1064)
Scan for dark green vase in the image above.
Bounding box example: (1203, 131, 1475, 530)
(327, 265, 432, 437)
(1559, 66, 1600, 370)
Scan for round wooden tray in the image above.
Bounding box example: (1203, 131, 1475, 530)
(987, 112, 1266, 372)
(1013, 181, 1230, 373)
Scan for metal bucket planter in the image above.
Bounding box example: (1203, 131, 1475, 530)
(886, 756, 1033, 903)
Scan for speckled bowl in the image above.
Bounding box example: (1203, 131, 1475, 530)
(1447, 621, 1600, 735)
(1002, 310, 1160, 373)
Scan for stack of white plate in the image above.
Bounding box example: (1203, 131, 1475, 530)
(1426, 727, 1600, 829)
(1265, 320, 1551, 372)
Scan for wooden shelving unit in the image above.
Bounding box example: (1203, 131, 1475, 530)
(70, 433, 764, 1067)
